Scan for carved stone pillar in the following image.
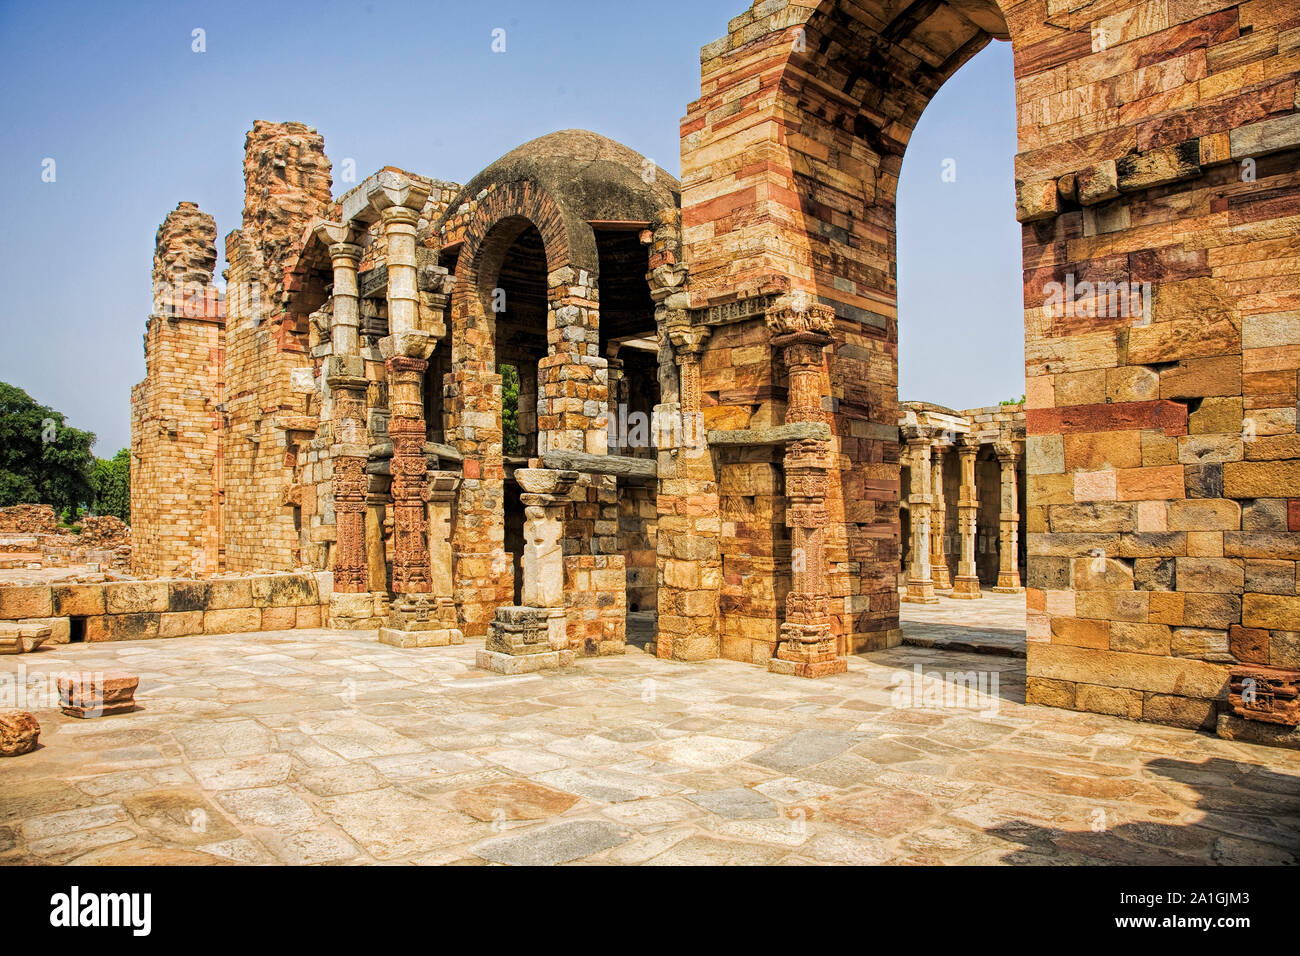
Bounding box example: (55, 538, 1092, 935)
(951, 437, 982, 599)
(317, 230, 370, 595)
(993, 445, 1023, 593)
(903, 434, 938, 604)
(929, 445, 952, 590)
(385, 355, 431, 596)
(367, 173, 438, 632)
(478, 468, 577, 674)
(765, 298, 846, 678)
(379, 470, 462, 648)
(666, 317, 710, 419)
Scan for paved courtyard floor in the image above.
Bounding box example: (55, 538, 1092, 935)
(1, 608, 1298, 865)
(901, 588, 1027, 657)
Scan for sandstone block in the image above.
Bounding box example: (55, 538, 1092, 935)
(105, 582, 169, 615)
(203, 607, 262, 634)
(0, 586, 53, 620)
(58, 672, 138, 718)
(159, 611, 203, 638)
(0, 710, 39, 756)
(206, 579, 253, 609)
(51, 584, 105, 617)
(1243, 594, 1300, 631)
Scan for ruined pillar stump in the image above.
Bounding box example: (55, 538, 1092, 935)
(477, 469, 577, 674)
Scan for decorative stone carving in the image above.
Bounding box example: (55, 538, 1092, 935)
(1229, 665, 1300, 726)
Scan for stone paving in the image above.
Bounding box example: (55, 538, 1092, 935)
(901, 589, 1027, 657)
(1, 616, 1298, 865)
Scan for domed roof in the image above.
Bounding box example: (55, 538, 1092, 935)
(436, 129, 680, 235)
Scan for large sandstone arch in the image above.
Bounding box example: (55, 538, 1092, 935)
(678, 0, 1300, 724)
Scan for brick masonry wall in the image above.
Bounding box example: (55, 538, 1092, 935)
(681, 0, 1299, 721)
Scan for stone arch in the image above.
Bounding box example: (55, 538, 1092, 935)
(441, 131, 680, 640)
(679, 0, 1300, 721)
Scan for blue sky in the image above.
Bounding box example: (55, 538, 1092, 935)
(0, 0, 1021, 454)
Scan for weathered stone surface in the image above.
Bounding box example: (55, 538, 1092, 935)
(57, 671, 139, 718)
(0, 710, 39, 756)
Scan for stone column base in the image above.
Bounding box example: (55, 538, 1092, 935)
(950, 576, 983, 599)
(903, 579, 939, 604)
(930, 565, 952, 589)
(478, 606, 572, 674)
(329, 591, 385, 629)
(992, 573, 1023, 593)
(768, 623, 847, 678)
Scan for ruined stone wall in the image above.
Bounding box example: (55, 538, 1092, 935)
(222, 122, 332, 571)
(683, 0, 1300, 721)
(131, 202, 224, 577)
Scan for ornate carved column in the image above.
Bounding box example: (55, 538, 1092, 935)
(367, 173, 438, 633)
(314, 222, 376, 629)
(666, 318, 710, 419)
(993, 444, 1023, 593)
(951, 437, 982, 599)
(903, 433, 938, 604)
(478, 468, 577, 674)
(929, 445, 952, 590)
(766, 297, 846, 678)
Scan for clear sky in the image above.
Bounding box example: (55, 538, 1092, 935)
(0, 0, 1021, 455)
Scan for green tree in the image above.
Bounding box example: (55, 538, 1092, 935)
(92, 448, 131, 522)
(500, 363, 520, 456)
(0, 382, 96, 516)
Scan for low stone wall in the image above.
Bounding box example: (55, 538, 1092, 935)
(0, 572, 332, 643)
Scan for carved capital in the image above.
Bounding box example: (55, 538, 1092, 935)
(367, 169, 431, 218)
(765, 294, 835, 340)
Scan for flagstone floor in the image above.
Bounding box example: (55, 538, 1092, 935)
(901, 588, 1027, 657)
(1, 612, 1298, 866)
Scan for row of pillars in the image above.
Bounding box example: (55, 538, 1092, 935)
(903, 435, 1022, 604)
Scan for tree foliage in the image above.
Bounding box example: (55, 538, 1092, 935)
(500, 363, 520, 456)
(0, 382, 96, 517)
(92, 448, 131, 522)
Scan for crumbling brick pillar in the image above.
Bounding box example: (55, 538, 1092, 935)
(539, 268, 606, 455)
(993, 444, 1023, 593)
(951, 437, 982, 599)
(903, 433, 938, 604)
(767, 299, 846, 678)
(930, 445, 952, 590)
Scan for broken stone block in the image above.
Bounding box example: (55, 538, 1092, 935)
(0, 622, 52, 654)
(1015, 179, 1058, 222)
(57, 671, 139, 719)
(1075, 160, 1119, 204)
(0, 709, 39, 756)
